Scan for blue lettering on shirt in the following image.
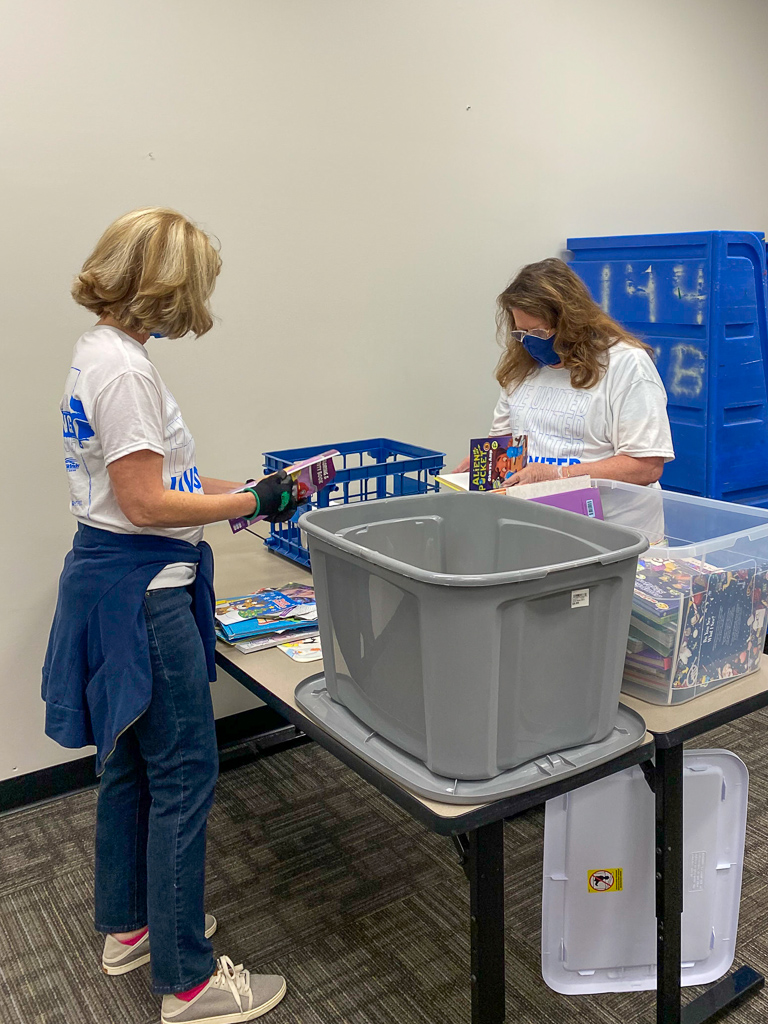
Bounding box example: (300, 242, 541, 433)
(170, 466, 203, 493)
(62, 395, 95, 448)
(528, 456, 582, 466)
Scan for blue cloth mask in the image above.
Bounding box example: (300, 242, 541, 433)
(521, 332, 560, 366)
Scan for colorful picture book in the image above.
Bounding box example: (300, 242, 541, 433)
(229, 450, 339, 534)
(278, 636, 323, 662)
(469, 435, 527, 491)
(215, 582, 318, 644)
(235, 629, 320, 655)
(623, 555, 768, 702)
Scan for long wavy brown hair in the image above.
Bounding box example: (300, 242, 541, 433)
(495, 258, 652, 391)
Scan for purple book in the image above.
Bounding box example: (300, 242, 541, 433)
(530, 487, 604, 520)
(229, 450, 339, 534)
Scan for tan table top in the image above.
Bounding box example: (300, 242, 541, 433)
(621, 660, 768, 742)
(208, 521, 656, 825)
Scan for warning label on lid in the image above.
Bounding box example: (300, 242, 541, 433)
(588, 868, 623, 893)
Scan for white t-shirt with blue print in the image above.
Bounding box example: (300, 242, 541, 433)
(62, 325, 203, 588)
(489, 341, 674, 468)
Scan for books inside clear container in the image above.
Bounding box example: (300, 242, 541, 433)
(595, 480, 768, 705)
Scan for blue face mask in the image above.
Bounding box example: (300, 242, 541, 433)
(521, 332, 560, 367)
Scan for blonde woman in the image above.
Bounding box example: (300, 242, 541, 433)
(459, 258, 674, 485)
(43, 209, 290, 1024)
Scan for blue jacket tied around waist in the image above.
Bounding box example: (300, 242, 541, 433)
(42, 523, 216, 774)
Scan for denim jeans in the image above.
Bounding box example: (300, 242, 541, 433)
(94, 586, 219, 994)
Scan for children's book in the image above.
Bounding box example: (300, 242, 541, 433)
(229, 450, 339, 534)
(469, 435, 527, 491)
(267, 582, 317, 619)
(216, 614, 315, 643)
(435, 471, 470, 491)
(216, 620, 318, 645)
(215, 582, 318, 642)
(216, 585, 314, 621)
(234, 629, 321, 654)
(631, 558, 708, 622)
(625, 557, 708, 691)
(628, 621, 677, 658)
(278, 635, 323, 662)
(683, 563, 768, 690)
(625, 648, 674, 672)
(624, 556, 768, 700)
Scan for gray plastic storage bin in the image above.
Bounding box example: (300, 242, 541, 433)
(300, 491, 649, 780)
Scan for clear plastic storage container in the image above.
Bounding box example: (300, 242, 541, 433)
(300, 491, 648, 780)
(596, 481, 768, 705)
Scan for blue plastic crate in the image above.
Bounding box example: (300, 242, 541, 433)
(567, 231, 768, 506)
(262, 438, 445, 568)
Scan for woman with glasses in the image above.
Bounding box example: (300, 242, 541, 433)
(458, 257, 674, 485)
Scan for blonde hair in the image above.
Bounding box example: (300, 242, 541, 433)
(495, 257, 653, 391)
(72, 208, 221, 338)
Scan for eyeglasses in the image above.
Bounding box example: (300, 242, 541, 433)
(509, 328, 554, 342)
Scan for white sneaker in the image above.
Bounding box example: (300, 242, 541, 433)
(161, 956, 286, 1023)
(102, 914, 218, 975)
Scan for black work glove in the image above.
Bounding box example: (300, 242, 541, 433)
(246, 471, 298, 523)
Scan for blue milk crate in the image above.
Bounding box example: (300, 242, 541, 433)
(567, 231, 768, 506)
(262, 438, 446, 568)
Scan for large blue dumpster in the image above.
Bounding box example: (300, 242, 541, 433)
(567, 232, 768, 505)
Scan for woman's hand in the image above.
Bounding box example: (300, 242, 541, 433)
(506, 463, 561, 486)
(249, 471, 298, 523)
(453, 456, 471, 474)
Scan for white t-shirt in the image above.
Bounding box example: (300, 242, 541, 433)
(489, 342, 675, 469)
(61, 326, 203, 589)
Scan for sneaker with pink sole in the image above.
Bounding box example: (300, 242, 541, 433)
(102, 914, 218, 975)
(161, 956, 286, 1024)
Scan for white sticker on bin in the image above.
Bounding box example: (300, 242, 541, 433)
(571, 589, 590, 609)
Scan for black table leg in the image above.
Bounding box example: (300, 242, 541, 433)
(681, 966, 764, 1023)
(468, 820, 505, 1023)
(655, 744, 765, 1024)
(655, 743, 684, 1024)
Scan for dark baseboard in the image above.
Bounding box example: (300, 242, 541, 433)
(0, 706, 309, 816)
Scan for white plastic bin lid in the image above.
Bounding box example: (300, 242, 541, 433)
(541, 749, 748, 994)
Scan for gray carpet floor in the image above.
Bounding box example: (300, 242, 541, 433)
(2, 711, 768, 1024)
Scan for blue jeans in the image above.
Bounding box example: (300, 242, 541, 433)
(94, 586, 219, 994)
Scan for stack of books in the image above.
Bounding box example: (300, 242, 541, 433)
(215, 582, 319, 654)
(435, 470, 604, 519)
(623, 555, 768, 701)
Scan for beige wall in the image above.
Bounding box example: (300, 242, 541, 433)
(2, 0, 768, 779)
